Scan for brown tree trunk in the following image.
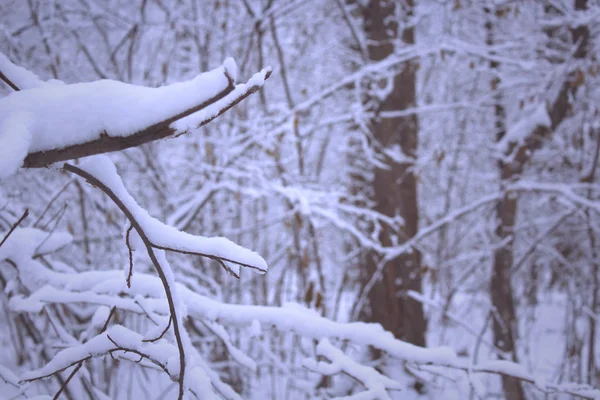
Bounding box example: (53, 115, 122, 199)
(489, 1, 589, 398)
(486, 6, 526, 399)
(361, 0, 427, 350)
(491, 179, 526, 400)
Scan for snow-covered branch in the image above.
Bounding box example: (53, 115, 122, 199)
(303, 338, 402, 400)
(0, 52, 271, 177)
(65, 157, 267, 274)
(58, 155, 267, 399)
(10, 263, 600, 399)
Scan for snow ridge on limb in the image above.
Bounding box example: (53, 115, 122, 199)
(69, 156, 267, 273)
(0, 51, 47, 90)
(20, 325, 177, 382)
(0, 54, 270, 175)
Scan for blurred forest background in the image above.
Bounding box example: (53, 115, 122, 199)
(1, 0, 600, 399)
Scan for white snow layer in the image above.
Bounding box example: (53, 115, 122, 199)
(0, 52, 50, 90)
(496, 103, 551, 155)
(172, 67, 271, 132)
(78, 156, 268, 272)
(10, 260, 600, 398)
(0, 57, 236, 179)
(0, 227, 72, 262)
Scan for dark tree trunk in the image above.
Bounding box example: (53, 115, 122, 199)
(489, 1, 589, 398)
(491, 177, 526, 400)
(361, 0, 427, 349)
(485, 6, 527, 399)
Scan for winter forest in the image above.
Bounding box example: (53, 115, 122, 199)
(1, 0, 600, 399)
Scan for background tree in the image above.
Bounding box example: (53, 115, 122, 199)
(1, 1, 600, 399)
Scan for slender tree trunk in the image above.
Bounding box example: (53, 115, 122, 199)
(488, 1, 589, 398)
(491, 175, 526, 400)
(485, 6, 526, 399)
(361, 0, 427, 350)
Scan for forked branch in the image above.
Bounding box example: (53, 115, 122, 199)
(64, 162, 188, 399)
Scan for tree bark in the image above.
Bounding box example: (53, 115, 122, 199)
(485, 5, 526, 399)
(361, 0, 427, 349)
(489, 1, 589, 398)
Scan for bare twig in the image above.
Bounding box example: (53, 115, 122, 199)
(0, 69, 20, 91)
(142, 316, 172, 343)
(52, 362, 83, 400)
(125, 224, 134, 288)
(51, 306, 115, 400)
(152, 243, 266, 274)
(0, 209, 29, 249)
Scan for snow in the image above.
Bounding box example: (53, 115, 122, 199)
(222, 57, 238, 82)
(474, 360, 530, 381)
(172, 67, 271, 133)
(8, 239, 600, 399)
(496, 103, 551, 155)
(21, 324, 178, 382)
(0, 58, 236, 178)
(248, 319, 262, 338)
(89, 306, 111, 329)
(10, 266, 456, 366)
(143, 316, 171, 341)
(78, 155, 268, 273)
(0, 227, 72, 263)
(0, 52, 47, 90)
(0, 111, 33, 179)
(0, 365, 19, 387)
(303, 338, 403, 400)
(204, 320, 257, 371)
(2, 8, 599, 399)
(187, 367, 217, 399)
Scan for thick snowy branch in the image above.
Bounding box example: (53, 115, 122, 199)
(0, 53, 271, 177)
(21, 325, 176, 382)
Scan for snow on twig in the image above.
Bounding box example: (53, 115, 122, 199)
(67, 156, 267, 273)
(0, 51, 47, 91)
(303, 338, 402, 400)
(20, 325, 177, 382)
(59, 156, 267, 399)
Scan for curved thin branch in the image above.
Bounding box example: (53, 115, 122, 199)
(152, 243, 265, 274)
(23, 342, 170, 384)
(0, 209, 29, 249)
(142, 316, 172, 343)
(63, 163, 187, 400)
(0, 70, 20, 91)
(125, 224, 134, 288)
